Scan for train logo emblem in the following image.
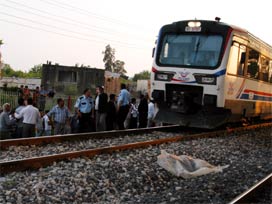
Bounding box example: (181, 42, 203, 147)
(248, 92, 254, 100)
(227, 82, 234, 95)
(178, 71, 190, 81)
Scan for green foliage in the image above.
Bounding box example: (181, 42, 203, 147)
(0, 39, 3, 45)
(2, 63, 42, 78)
(114, 60, 127, 75)
(102, 44, 127, 75)
(27, 64, 42, 78)
(120, 77, 131, 85)
(2, 64, 25, 77)
(102, 44, 115, 72)
(132, 70, 151, 81)
(64, 84, 77, 95)
(1, 85, 18, 92)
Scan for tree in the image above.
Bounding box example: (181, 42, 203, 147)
(102, 44, 115, 72)
(2, 64, 16, 77)
(2, 64, 26, 77)
(0, 39, 3, 46)
(114, 60, 127, 75)
(27, 64, 42, 78)
(1, 63, 42, 78)
(102, 44, 127, 74)
(132, 70, 151, 81)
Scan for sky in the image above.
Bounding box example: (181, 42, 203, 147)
(0, 0, 271, 77)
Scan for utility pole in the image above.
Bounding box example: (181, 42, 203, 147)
(0, 40, 3, 79)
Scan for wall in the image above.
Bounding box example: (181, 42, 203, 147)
(42, 64, 105, 96)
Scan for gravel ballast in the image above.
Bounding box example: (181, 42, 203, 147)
(0, 127, 271, 203)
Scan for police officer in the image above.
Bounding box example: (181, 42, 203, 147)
(117, 83, 130, 130)
(74, 88, 94, 133)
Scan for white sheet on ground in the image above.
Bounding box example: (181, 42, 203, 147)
(157, 150, 229, 178)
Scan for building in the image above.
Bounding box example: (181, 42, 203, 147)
(42, 63, 105, 95)
(0, 77, 41, 90)
(136, 79, 150, 96)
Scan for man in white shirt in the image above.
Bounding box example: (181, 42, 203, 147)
(15, 98, 40, 138)
(43, 110, 52, 136)
(0, 103, 16, 139)
(147, 100, 155, 127)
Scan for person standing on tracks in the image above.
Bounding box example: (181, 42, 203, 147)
(138, 93, 148, 128)
(106, 94, 117, 131)
(32, 86, 40, 107)
(94, 86, 108, 132)
(14, 97, 25, 138)
(39, 85, 47, 111)
(147, 99, 155, 127)
(129, 98, 138, 129)
(0, 103, 16, 139)
(43, 110, 52, 136)
(15, 97, 40, 138)
(47, 98, 70, 135)
(117, 83, 130, 130)
(74, 88, 94, 133)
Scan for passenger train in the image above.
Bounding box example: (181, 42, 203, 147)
(151, 18, 272, 128)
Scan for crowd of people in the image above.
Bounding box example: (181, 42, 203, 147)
(17, 84, 55, 110)
(0, 83, 156, 140)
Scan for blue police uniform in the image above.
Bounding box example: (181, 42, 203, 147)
(117, 88, 130, 130)
(74, 95, 94, 132)
(75, 95, 94, 113)
(118, 89, 130, 106)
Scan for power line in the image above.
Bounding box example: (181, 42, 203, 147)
(39, 0, 150, 30)
(0, 3, 112, 35)
(0, 18, 149, 50)
(0, 11, 149, 47)
(3, 0, 152, 41)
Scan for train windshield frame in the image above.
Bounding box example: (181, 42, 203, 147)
(157, 33, 223, 69)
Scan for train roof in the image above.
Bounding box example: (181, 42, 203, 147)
(161, 19, 272, 57)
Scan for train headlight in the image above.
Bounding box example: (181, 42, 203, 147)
(202, 77, 215, 84)
(186, 21, 201, 32)
(188, 21, 201, 27)
(157, 73, 168, 80)
(194, 74, 217, 85)
(155, 72, 174, 81)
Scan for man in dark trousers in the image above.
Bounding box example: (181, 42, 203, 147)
(117, 83, 130, 130)
(95, 86, 108, 131)
(106, 94, 117, 131)
(74, 88, 94, 133)
(15, 98, 40, 138)
(138, 93, 148, 128)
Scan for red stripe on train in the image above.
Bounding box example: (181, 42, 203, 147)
(244, 89, 272, 97)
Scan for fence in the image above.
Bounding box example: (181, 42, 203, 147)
(0, 90, 18, 110)
(0, 90, 77, 112)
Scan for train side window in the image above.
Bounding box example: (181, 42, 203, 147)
(258, 56, 270, 82)
(269, 60, 272, 83)
(227, 42, 246, 76)
(237, 45, 246, 76)
(227, 42, 239, 75)
(246, 49, 260, 79)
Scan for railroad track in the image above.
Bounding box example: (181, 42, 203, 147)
(229, 173, 272, 204)
(0, 125, 182, 150)
(1, 122, 271, 175)
(0, 122, 271, 203)
(0, 125, 189, 163)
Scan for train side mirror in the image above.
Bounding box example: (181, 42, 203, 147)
(152, 47, 155, 58)
(240, 52, 246, 63)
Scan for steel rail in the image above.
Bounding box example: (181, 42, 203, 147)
(0, 130, 223, 175)
(0, 125, 181, 150)
(1, 122, 271, 150)
(229, 173, 272, 204)
(1, 123, 271, 175)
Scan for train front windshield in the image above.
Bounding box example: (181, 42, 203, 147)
(158, 34, 223, 69)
